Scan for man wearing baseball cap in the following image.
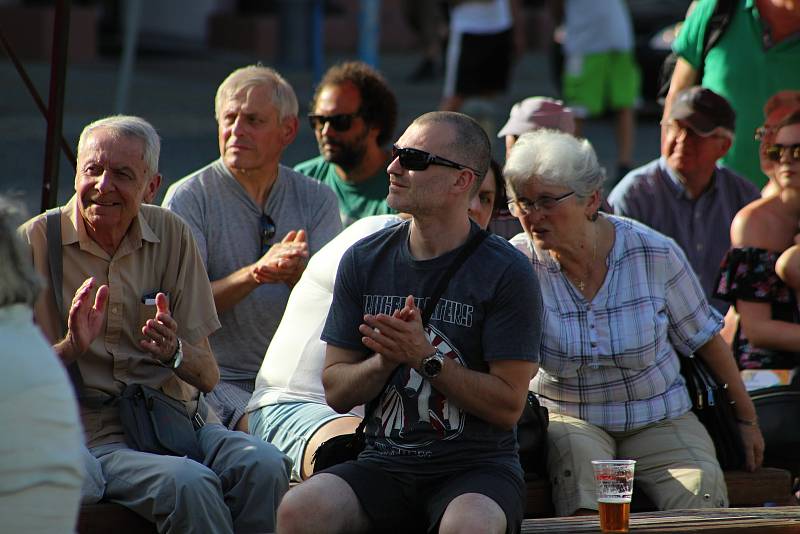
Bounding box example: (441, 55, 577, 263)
(609, 86, 760, 314)
(498, 97, 576, 159)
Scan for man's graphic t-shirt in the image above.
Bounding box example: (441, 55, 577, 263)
(322, 220, 543, 473)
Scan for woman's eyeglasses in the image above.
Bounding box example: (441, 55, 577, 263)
(307, 112, 360, 132)
(260, 214, 276, 256)
(391, 145, 479, 174)
(765, 144, 800, 163)
(507, 192, 576, 216)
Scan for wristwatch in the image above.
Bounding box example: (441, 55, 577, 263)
(164, 338, 183, 370)
(419, 349, 444, 379)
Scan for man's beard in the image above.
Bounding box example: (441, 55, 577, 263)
(320, 136, 368, 172)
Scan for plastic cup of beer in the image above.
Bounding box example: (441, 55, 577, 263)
(591, 460, 636, 533)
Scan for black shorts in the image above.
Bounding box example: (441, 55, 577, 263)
(322, 459, 525, 534)
(444, 28, 514, 98)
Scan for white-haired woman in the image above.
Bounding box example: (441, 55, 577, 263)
(505, 130, 763, 516)
(0, 196, 84, 531)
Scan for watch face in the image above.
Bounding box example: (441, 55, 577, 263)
(423, 352, 443, 378)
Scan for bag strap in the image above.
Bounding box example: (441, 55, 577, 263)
(697, 0, 737, 82)
(356, 228, 490, 436)
(45, 208, 88, 397)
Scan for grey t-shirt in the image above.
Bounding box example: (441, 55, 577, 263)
(163, 159, 342, 380)
(322, 220, 543, 473)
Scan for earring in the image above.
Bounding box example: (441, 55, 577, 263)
(587, 212, 598, 222)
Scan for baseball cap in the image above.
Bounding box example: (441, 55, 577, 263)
(497, 97, 576, 138)
(669, 86, 735, 137)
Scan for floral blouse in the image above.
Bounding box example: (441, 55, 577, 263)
(715, 247, 800, 369)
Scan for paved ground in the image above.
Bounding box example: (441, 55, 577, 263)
(0, 47, 661, 218)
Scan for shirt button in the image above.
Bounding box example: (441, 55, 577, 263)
(111, 305, 120, 315)
(697, 243, 704, 251)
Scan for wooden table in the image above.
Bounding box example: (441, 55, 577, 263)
(521, 507, 800, 533)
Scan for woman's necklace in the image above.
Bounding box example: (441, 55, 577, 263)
(568, 223, 597, 292)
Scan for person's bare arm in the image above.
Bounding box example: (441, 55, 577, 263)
(695, 335, 765, 471)
(360, 295, 538, 429)
(212, 230, 309, 313)
(661, 58, 699, 124)
(322, 345, 399, 413)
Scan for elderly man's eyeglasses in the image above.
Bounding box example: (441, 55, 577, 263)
(507, 192, 575, 215)
(391, 145, 479, 174)
(260, 214, 276, 256)
(765, 144, 800, 163)
(308, 112, 360, 132)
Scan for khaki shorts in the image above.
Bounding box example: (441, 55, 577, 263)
(547, 411, 728, 516)
(563, 50, 640, 117)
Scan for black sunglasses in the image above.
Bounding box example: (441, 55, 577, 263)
(766, 144, 800, 163)
(260, 214, 276, 256)
(391, 145, 479, 174)
(307, 112, 360, 132)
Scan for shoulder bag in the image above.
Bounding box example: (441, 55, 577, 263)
(680, 353, 745, 470)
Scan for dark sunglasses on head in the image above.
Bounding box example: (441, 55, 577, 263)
(391, 145, 479, 174)
(766, 144, 800, 162)
(260, 214, 276, 256)
(307, 112, 360, 132)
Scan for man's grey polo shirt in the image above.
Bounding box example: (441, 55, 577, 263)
(608, 157, 760, 314)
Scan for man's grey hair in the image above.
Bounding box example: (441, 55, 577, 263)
(215, 65, 299, 121)
(504, 129, 605, 198)
(411, 111, 490, 195)
(77, 115, 161, 176)
(0, 196, 41, 308)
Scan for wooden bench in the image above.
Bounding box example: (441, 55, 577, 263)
(520, 506, 800, 533)
(76, 468, 796, 533)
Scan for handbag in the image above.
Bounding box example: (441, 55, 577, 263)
(680, 354, 745, 470)
(751, 384, 800, 475)
(517, 392, 549, 477)
(313, 229, 490, 473)
(118, 384, 204, 462)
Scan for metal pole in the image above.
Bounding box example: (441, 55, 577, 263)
(114, 0, 142, 114)
(358, 0, 380, 68)
(0, 26, 76, 169)
(41, 0, 71, 212)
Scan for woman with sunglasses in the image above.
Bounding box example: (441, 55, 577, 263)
(716, 111, 800, 380)
(506, 129, 762, 516)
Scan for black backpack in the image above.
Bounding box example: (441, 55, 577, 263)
(656, 0, 738, 105)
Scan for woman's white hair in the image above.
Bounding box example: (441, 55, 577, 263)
(504, 129, 605, 198)
(77, 115, 161, 176)
(0, 196, 41, 308)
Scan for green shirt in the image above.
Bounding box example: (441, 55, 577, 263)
(294, 156, 395, 227)
(673, 0, 800, 188)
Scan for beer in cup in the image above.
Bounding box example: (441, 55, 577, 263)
(591, 459, 636, 533)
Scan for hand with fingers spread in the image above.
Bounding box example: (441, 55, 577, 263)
(251, 229, 309, 286)
(61, 277, 109, 360)
(358, 295, 434, 368)
(139, 292, 180, 364)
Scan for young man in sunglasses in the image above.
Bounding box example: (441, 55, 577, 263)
(609, 86, 759, 315)
(294, 62, 398, 227)
(277, 111, 543, 534)
(163, 65, 342, 432)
